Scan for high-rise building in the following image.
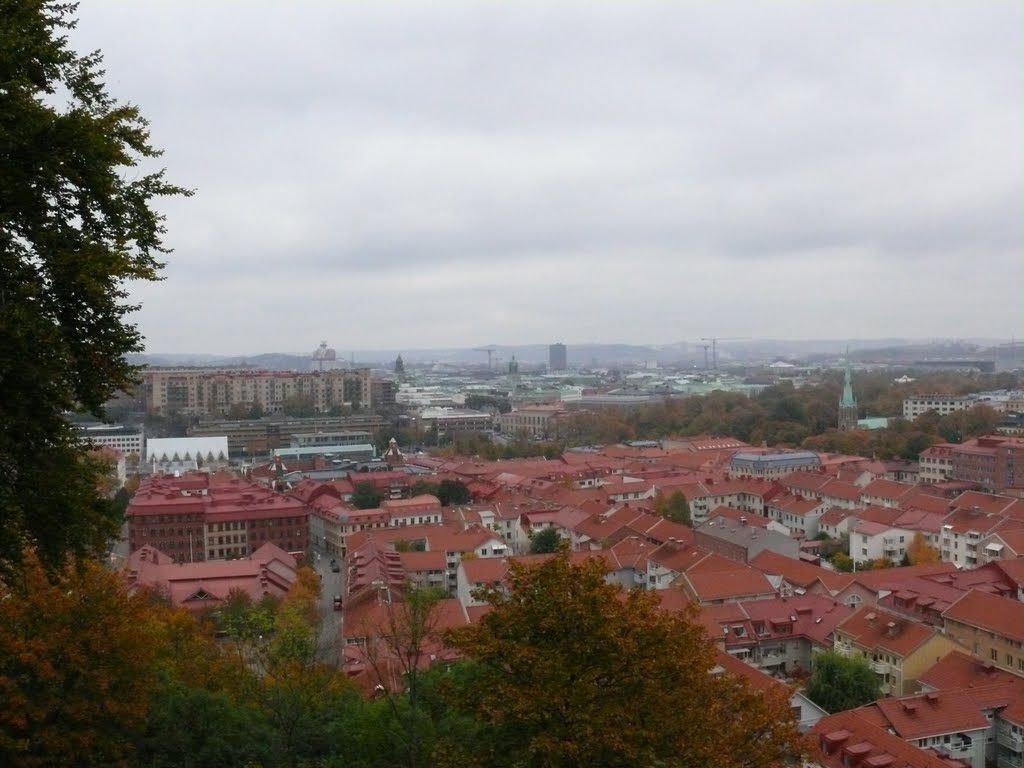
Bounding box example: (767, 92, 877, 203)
(549, 343, 567, 371)
(837, 365, 858, 431)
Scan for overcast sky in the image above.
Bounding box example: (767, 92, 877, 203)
(72, 1, 1022, 355)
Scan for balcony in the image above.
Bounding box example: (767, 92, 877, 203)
(879, 683, 891, 695)
(998, 730, 1024, 752)
(999, 756, 1024, 768)
(870, 660, 891, 674)
(757, 653, 785, 668)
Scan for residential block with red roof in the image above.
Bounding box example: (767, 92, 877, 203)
(942, 590, 1024, 678)
(833, 605, 965, 697)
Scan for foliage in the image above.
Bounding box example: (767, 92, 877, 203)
(352, 481, 384, 509)
(805, 650, 882, 713)
(906, 531, 941, 565)
(528, 526, 562, 554)
(281, 394, 317, 418)
(437, 479, 471, 506)
(654, 490, 692, 526)
(831, 552, 854, 572)
(0, 551, 160, 767)
(0, 0, 190, 573)
(441, 553, 804, 768)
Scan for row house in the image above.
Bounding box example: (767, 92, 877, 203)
(833, 605, 964, 696)
(942, 590, 1024, 678)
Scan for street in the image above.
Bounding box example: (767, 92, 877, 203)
(310, 549, 345, 665)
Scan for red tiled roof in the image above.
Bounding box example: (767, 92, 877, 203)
(682, 565, 777, 602)
(749, 550, 852, 593)
(808, 710, 956, 768)
(942, 589, 1024, 641)
(918, 650, 1023, 691)
(867, 688, 997, 740)
(835, 605, 938, 657)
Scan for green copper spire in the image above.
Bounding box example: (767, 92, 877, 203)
(840, 364, 856, 408)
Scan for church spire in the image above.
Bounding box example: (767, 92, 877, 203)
(837, 358, 858, 431)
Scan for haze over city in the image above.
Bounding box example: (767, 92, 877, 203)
(70, 0, 1024, 355)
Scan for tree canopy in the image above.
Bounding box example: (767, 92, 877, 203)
(805, 650, 882, 713)
(351, 481, 384, 509)
(0, 0, 189, 572)
(528, 526, 562, 554)
(441, 553, 804, 768)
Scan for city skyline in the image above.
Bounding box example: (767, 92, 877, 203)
(72, 1, 1023, 353)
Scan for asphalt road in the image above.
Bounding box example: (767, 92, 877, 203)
(310, 549, 345, 665)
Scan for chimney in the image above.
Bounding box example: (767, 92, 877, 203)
(865, 612, 877, 626)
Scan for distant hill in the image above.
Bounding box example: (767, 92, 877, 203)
(131, 338, 1011, 369)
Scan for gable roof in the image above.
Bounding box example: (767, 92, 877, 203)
(941, 589, 1024, 641)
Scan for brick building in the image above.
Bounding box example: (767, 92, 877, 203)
(127, 473, 310, 562)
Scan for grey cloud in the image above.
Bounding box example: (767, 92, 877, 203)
(72, 0, 1023, 352)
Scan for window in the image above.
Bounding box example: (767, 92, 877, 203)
(991, 649, 999, 661)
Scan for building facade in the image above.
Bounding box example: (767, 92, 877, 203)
(144, 368, 372, 417)
(548, 343, 567, 372)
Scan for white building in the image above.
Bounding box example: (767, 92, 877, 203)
(903, 395, 974, 420)
(79, 423, 144, 457)
(146, 436, 230, 474)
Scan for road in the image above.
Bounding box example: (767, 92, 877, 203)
(310, 549, 345, 666)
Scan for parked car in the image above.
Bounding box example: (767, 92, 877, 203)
(333, 595, 342, 611)
(330, 560, 340, 573)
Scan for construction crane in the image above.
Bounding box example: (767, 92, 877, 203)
(700, 337, 749, 370)
(699, 344, 711, 370)
(473, 346, 497, 369)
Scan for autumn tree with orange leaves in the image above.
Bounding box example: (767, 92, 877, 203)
(440, 553, 804, 768)
(0, 551, 160, 767)
(906, 531, 942, 565)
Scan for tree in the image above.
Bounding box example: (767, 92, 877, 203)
(805, 650, 882, 713)
(282, 394, 317, 418)
(441, 553, 804, 768)
(0, 1, 189, 573)
(411, 480, 441, 499)
(906, 531, 941, 565)
(654, 490, 692, 526)
(0, 551, 161, 767)
(528, 527, 562, 554)
(436, 479, 471, 506)
(352, 481, 384, 510)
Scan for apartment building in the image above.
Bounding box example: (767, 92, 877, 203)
(833, 606, 963, 696)
(919, 444, 956, 483)
(903, 395, 975, 420)
(942, 590, 1024, 677)
(144, 367, 372, 417)
(728, 450, 821, 480)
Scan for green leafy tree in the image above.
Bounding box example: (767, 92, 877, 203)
(654, 490, 692, 526)
(0, 1, 189, 573)
(805, 650, 882, 713)
(528, 526, 562, 554)
(282, 394, 317, 418)
(352, 481, 384, 509)
(441, 553, 804, 768)
(437, 479, 471, 506)
(411, 480, 441, 498)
